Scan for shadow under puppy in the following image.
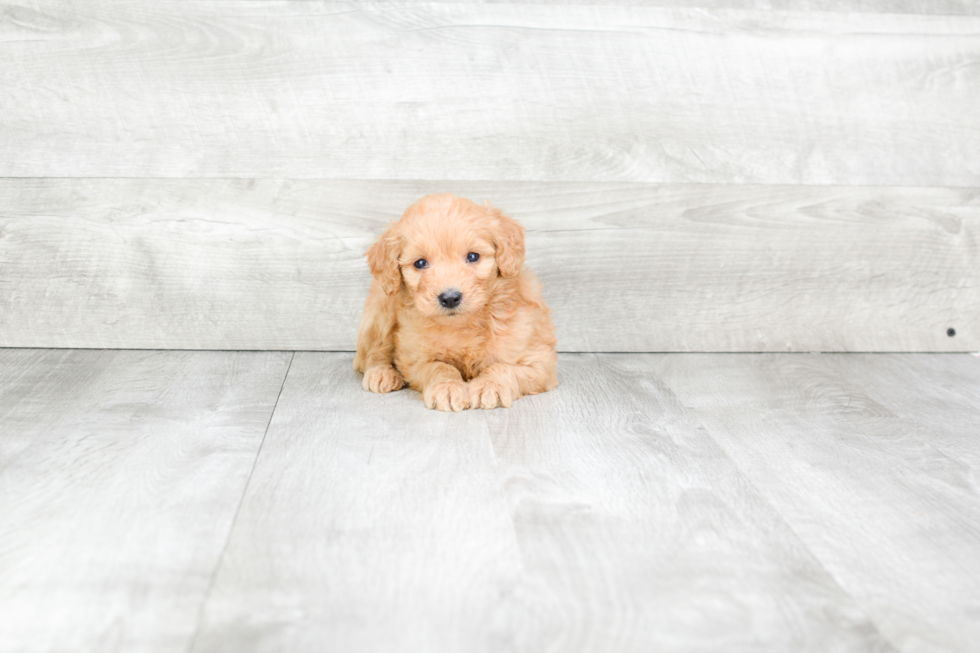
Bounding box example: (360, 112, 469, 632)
(354, 194, 558, 411)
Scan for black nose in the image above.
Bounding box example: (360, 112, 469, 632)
(438, 290, 463, 309)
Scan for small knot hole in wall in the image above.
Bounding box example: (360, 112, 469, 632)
(948, 328, 956, 337)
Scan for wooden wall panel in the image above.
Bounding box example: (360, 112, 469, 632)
(251, 0, 980, 14)
(2, 2, 978, 185)
(374, 0, 980, 12)
(1, 178, 975, 351)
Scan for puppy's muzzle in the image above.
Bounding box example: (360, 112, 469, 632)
(438, 289, 463, 309)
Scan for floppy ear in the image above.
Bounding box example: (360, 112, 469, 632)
(366, 225, 402, 295)
(489, 207, 525, 278)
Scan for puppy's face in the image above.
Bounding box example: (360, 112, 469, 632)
(399, 221, 495, 319)
(367, 194, 525, 320)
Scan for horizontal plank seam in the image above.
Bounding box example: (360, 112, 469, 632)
(2, 349, 977, 356)
(1, 177, 979, 191)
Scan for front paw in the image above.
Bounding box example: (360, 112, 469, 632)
(468, 376, 518, 409)
(423, 381, 469, 412)
(363, 365, 405, 393)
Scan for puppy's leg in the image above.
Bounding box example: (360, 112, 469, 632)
(354, 283, 405, 393)
(469, 358, 558, 409)
(362, 365, 405, 394)
(409, 361, 469, 412)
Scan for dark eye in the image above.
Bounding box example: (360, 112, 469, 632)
(414, 259, 428, 270)
(466, 252, 480, 263)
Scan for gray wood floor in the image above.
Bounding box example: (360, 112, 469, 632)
(3, 349, 979, 653)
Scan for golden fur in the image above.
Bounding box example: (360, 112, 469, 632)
(353, 194, 558, 411)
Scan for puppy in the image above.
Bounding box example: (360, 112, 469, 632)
(353, 194, 558, 411)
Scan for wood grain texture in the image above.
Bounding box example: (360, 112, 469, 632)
(190, 352, 894, 653)
(356, 0, 980, 13)
(1, 178, 976, 352)
(819, 354, 980, 466)
(0, 349, 292, 653)
(653, 353, 980, 653)
(3, 2, 979, 185)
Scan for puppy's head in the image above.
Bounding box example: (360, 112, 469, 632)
(366, 194, 525, 319)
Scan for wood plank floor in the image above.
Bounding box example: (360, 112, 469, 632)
(2, 350, 979, 652)
(0, 349, 293, 653)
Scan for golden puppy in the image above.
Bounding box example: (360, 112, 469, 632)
(353, 194, 558, 411)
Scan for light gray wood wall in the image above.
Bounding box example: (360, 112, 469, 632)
(1, 1, 977, 351)
(5, 2, 979, 184)
(1, 179, 976, 351)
